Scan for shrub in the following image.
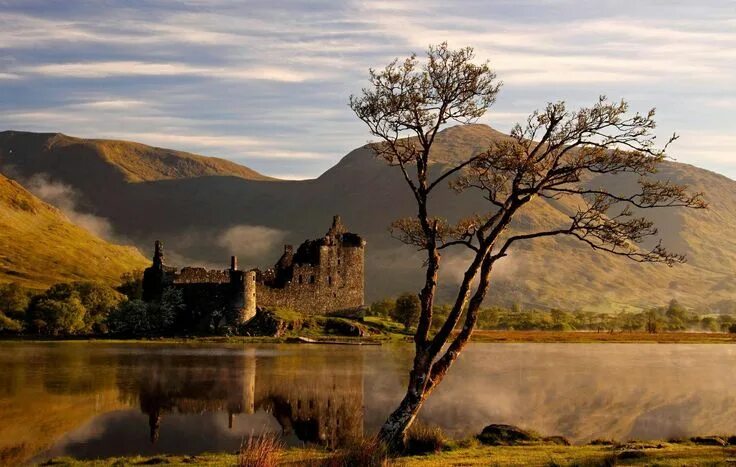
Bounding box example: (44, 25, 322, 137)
(73, 281, 124, 333)
(118, 270, 144, 300)
(24, 281, 123, 335)
(238, 432, 283, 467)
(155, 287, 184, 332)
(369, 298, 395, 317)
(107, 299, 151, 336)
(0, 283, 31, 320)
(391, 293, 421, 330)
(405, 422, 445, 454)
(318, 437, 388, 467)
(30, 296, 86, 335)
(0, 312, 22, 333)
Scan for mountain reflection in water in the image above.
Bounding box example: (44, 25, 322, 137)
(0, 343, 735, 463)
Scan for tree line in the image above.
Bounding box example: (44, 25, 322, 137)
(370, 294, 736, 334)
(0, 271, 196, 337)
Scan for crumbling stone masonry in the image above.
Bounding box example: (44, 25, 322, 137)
(142, 216, 365, 326)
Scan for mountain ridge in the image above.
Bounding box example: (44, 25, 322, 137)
(0, 125, 733, 311)
(0, 130, 273, 183)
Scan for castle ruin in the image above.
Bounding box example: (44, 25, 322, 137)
(141, 216, 365, 328)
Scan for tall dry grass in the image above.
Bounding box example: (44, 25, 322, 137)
(404, 422, 445, 455)
(301, 436, 389, 467)
(238, 432, 284, 467)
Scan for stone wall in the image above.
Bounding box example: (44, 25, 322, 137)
(256, 242, 365, 315)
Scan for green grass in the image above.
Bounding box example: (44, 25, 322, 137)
(36, 442, 736, 466)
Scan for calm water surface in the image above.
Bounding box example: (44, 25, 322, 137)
(0, 342, 735, 463)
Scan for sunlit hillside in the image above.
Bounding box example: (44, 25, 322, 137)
(0, 172, 148, 288)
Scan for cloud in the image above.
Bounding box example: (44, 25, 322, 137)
(217, 225, 289, 268)
(672, 132, 736, 167)
(16, 61, 325, 82)
(72, 99, 148, 110)
(21, 173, 117, 240)
(0, 0, 733, 180)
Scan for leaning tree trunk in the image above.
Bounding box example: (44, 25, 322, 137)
(378, 352, 433, 451)
(378, 257, 494, 451)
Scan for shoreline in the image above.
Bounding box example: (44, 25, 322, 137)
(2, 330, 736, 345)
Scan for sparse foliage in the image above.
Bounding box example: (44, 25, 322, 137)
(350, 43, 706, 449)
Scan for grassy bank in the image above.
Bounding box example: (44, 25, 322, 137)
(4, 329, 736, 345)
(36, 442, 736, 466)
(468, 330, 736, 343)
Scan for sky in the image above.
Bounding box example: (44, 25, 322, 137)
(0, 0, 734, 180)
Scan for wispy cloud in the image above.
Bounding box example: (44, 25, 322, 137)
(17, 61, 325, 82)
(0, 0, 733, 179)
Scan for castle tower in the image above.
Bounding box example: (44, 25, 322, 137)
(153, 240, 165, 269)
(142, 240, 168, 301)
(228, 256, 257, 325)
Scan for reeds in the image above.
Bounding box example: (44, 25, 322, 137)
(238, 432, 284, 467)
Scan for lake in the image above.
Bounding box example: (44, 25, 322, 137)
(1, 342, 735, 463)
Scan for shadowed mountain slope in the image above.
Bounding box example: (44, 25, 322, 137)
(0, 172, 148, 288)
(0, 125, 733, 310)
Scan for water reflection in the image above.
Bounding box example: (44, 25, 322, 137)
(117, 348, 363, 447)
(1, 343, 735, 463)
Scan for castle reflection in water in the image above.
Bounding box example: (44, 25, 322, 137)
(115, 348, 364, 447)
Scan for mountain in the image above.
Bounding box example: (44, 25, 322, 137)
(0, 131, 271, 185)
(0, 126, 734, 311)
(0, 172, 148, 288)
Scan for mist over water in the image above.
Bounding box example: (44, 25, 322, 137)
(1, 343, 734, 463)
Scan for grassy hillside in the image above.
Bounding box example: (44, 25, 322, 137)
(0, 131, 272, 184)
(0, 126, 733, 311)
(0, 173, 148, 288)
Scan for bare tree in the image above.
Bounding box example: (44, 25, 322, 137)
(350, 43, 706, 450)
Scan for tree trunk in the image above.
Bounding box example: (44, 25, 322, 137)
(377, 366, 429, 452)
(377, 347, 436, 451)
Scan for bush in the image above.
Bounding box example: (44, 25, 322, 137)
(155, 287, 184, 332)
(238, 433, 283, 467)
(30, 296, 86, 335)
(24, 281, 123, 335)
(73, 281, 124, 333)
(369, 299, 395, 318)
(118, 270, 144, 300)
(324, 317, 367, 336)
(405, 422, 445, 454)
(0, 283, 31, 320)
(0, 312, 22, 333)
(107, 299, 152, 336)
(391, 293, 421, 330)
(318, 437, 388, 467)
